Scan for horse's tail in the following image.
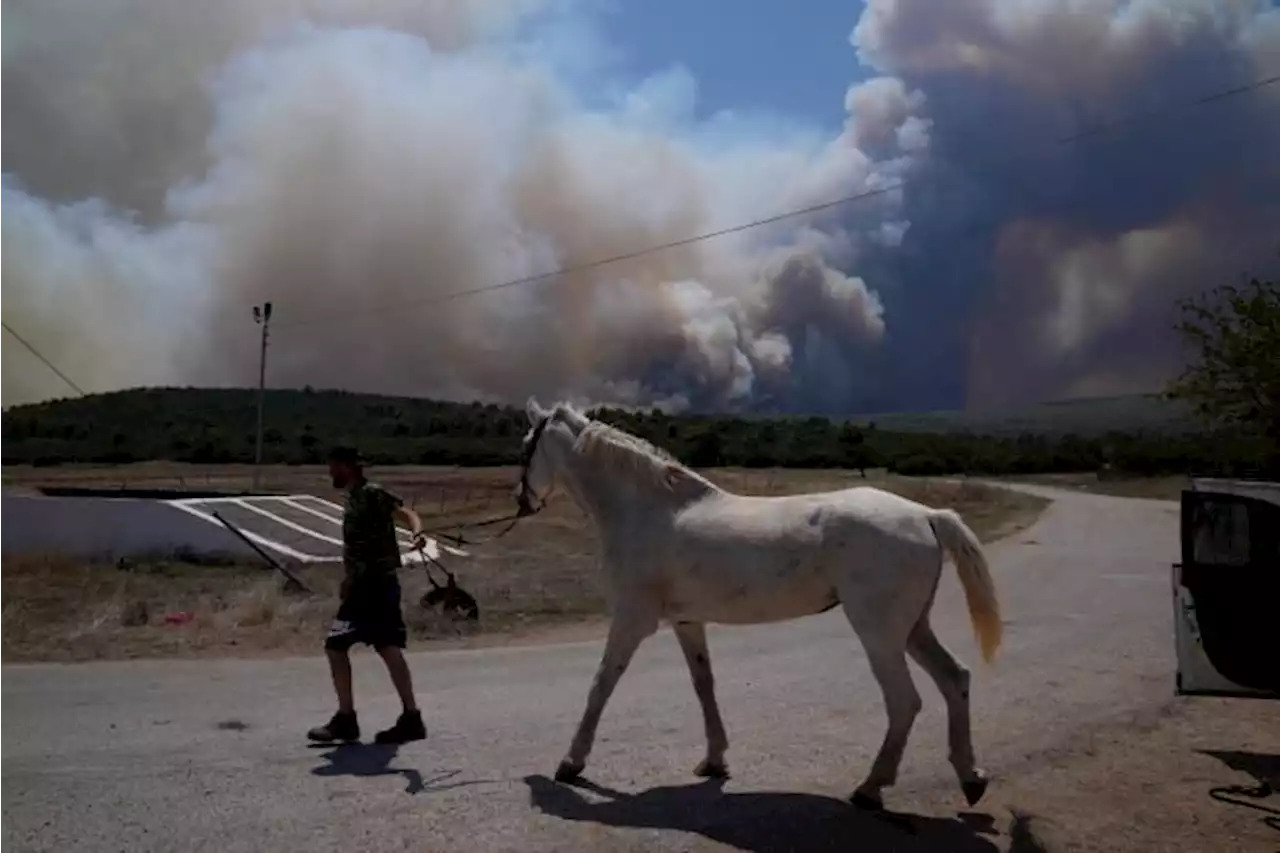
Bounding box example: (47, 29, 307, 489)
(928, 509, 1002, 663)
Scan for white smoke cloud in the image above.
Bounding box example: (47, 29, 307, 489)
(2, 0, 915, 410)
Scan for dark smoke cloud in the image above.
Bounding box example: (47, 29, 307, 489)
(853, 0, 1280, 412)
(3, 0, 1277, 413)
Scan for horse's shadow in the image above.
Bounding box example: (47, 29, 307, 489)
(1200, 749, 1280, 834)
(310, 743, 492, 796)
(1201, 749, 1280, 789)
(525, 775, 1003, 853)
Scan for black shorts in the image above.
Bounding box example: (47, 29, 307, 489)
(324, 576, 407, 652)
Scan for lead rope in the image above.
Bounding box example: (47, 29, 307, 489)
(416, 501, 541, 547)
(417, 415, 549, 547)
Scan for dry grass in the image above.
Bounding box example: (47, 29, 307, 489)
(1, 466, 1047, 663)
(1000, 471, 1189, 501)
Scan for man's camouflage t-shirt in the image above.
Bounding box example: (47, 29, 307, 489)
(342, 480, 404, 582)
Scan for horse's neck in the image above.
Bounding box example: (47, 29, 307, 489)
(560, 449, 687, 531)
(560, 453, 630, 525)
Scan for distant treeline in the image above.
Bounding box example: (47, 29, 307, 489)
(3, 387, 1275, 478)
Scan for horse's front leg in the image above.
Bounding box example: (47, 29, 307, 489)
(555, 610, 658, 783)
(672, 621, 729, 778)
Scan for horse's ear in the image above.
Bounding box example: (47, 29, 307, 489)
(526, 396, 547, 424)
(555, 403, 588, 430)
(663, 463, 685, 489)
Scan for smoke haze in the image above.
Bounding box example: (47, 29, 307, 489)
(3, 0, 1278, 412)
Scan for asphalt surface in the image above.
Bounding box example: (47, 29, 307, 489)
(3, 485, 1183, 853)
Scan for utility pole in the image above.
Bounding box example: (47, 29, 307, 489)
(252, 301, 273, 492)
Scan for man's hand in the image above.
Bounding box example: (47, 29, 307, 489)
(396, 504, 428, 553)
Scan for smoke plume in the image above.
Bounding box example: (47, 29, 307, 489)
(3, 0, 1277, 412)
(854, 0, 1280, 412)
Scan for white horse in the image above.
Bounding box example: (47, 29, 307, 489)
(518, 398, 1002, 810)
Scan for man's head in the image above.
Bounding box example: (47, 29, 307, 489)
(327, 446, 363, 489)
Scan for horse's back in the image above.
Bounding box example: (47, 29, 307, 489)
(678, 486, 935, 544)
(648, 487, 938, 624)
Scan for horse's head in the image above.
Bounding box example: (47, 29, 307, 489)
(517, 397, 585, 513)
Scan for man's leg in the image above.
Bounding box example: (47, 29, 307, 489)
(371, 579, 425, 744)
(373, 645, 426, 744)
(309, 622, 361, 742)
(377, 645, 418, 712)
(328, 648, 356, 713)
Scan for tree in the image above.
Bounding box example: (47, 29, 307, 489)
(837, 422, 872, 477)
(686, 429, 724, 468)
(1166, 276, 1280, 446)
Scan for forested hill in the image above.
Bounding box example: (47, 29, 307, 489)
(1, 386, 1263, 477)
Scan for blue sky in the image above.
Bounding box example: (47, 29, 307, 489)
(581, 0, 867, 131)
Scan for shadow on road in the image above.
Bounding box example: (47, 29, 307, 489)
(310, 743, 494, 796)
(1201, 749, 1280, 835)
(1202, 749, 1280, 788)
(524, 774, 1006, 853)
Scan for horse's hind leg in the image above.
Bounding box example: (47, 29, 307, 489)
(555, 611, 657, 783)
(843, 599, 922, 809)
(672, 621, 729, 778)
(907, 616, 989, 805)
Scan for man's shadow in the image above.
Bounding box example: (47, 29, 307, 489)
(525, 774, 1003, 853)
(311, 744, 492, 796)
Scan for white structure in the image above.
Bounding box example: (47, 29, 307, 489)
(1, 491, 465, 564)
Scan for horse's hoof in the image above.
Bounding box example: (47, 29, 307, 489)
(962, 772, 990, 806)
(694, 758, 729, 779)
(554, 759, 584, 784)
(850, 790, 884, 812)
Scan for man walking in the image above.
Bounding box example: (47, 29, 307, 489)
(307, 446, 427, 745)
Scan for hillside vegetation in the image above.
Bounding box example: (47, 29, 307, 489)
(854, 394, 1197, 436)
(3, 387, 1274, 479)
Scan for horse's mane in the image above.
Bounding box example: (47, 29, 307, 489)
(571, 413, 716, 494)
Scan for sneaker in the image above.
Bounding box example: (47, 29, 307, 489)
(374, 710, 426, 745)
(307, 711, 360, 743)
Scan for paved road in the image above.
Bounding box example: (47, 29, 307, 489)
(3, 486, 1181, 853)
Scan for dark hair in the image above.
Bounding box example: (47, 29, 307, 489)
(327, 446, 362, 466)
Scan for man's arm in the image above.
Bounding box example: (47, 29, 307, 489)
(394, 503, 427, 548)
(394, 503, 423, 535)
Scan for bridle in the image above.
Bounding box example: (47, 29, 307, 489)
(418, 414, 550, 547)
(515, 413, 550, 518)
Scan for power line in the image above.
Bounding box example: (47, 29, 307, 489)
(269, 70, 1280, 331)
(1, 321, 87, 396)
